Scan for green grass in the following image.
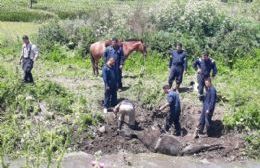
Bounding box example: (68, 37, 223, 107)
(0, 21, 41, 42)
(0, 0, 158, 21)
(1, 0, 259, 22)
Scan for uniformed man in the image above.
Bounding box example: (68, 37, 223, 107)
(195, 78, 217, 138)
(193, 51, 217, 100)
(113, 100, 135, 131)
(168, 43, 187, 92)
(19, 35, 39, 83)
(102, 57, 117, 113)
(104, 37, 124, 90)
(159, 85, 181, 136)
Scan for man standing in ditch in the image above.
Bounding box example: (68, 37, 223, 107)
(168, 43, 187, 92)
(19, 35, 39, 83)
(113, 99, 136, 131)
(103, 37, 124, 91)
(194, 78, 217, 138)
(193, 51, 217, 100)
(159, 85, 181, 136)
(102, 57, 117, 114)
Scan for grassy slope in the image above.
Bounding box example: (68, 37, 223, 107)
(0, 0, 157, 21)
(0, 22, 40, 41)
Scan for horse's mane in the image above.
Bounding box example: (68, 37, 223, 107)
(125, 39, 143, 43)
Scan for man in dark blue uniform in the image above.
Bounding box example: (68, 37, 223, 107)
(168, 43, 187, 92)
(102, 57, 117, 113)
(195, 78, 217, 138)
(193, 51, 217, 100)
(159, 85, 181, 136)
(104, 37, 124, 90)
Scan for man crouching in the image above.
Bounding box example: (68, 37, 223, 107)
(113, 100, 136, 131)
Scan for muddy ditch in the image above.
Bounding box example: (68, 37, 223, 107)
(74, 101, 246, 160)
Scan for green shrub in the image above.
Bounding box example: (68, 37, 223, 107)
(44, 46, 66, 62)
(37, 20, 68, 51)
(151, 2, 259, 65)
(245, 131, 260, 159)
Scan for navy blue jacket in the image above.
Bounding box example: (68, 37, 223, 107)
(104, 46, 124, 70)
(203, 86, 217, 113)
(169, 50, 187, 71)
(193, 58, 217, 77)
(167, 91, 181, 113)
(102, 64, 117, 89)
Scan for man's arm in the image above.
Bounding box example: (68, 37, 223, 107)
(19, 46, 24, 64)
(160, 94, 174, 111)
(102, 68, 109, 90)
(159, 102, 170, 111)
(207, 88, 216, 113)
(212, 61, 217, 77)
(32, 45, 39, 61)
(183, 53, 188, 72)
(103, 48, 109, 64)
(119, 48, 124, 69)
(193, 59, 201, 73)
(113, 102, 121, 113)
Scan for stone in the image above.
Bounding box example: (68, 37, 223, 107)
(98, 126, 106, 133)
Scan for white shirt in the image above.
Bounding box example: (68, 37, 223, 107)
(21, 43, 39, 60)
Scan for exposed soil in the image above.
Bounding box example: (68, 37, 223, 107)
(48, 75, 247, 161)
(80, 100, 246, 161)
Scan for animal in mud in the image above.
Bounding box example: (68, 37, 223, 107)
(89, 39, 147, 76)
(135, 126, 223, 156)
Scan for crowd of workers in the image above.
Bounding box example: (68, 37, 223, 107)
(19, 36, 217, 138)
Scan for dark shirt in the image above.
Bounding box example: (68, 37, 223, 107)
(167, 91, 181, 113)
(193, 58, 217, 77)
(102, 64, 117, 89)
(203, 86, 217, 113)
(169, 50, 187, 71)
(104, 46, 124, 70)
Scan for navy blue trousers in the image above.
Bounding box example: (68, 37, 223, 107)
(168, 66, 183, 87)
(117, 68, 122, 89)
(165, 110, 181, 134)
(22, 58, 34, 83)
(197, 74, 210, 95)
(199, 109, 213, 133)
(104, 87, 117, 108)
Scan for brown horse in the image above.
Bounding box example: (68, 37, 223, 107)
(90, 39, 147, 76)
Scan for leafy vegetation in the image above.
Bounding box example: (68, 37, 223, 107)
(0, 0, 259, 165)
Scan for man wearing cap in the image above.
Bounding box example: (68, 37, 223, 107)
(103, 37, 124, 90)
(168, 43, 187, 92)
(193, 51, 217, 100)
(102, 57, 117, 113)
(19, 35, 39, 83)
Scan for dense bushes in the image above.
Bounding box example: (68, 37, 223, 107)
(36, 1, 259, 65)
(37, 20, 96, 56)
(223, 50, 260, 130)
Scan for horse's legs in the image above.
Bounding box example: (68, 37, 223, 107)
(92, 64, 96, 76)
(95, 62, 99, 77)
(90, 54, 96, 76)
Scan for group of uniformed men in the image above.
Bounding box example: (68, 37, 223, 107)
(20, 36, 217, 138)
(101, 38, 218, 138)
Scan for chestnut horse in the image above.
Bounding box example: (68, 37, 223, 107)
(90, 39, 147, 76)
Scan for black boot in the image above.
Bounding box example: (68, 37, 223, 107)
(129, 125, 136, 130)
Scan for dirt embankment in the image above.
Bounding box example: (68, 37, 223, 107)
(79, 100, 246, 161)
